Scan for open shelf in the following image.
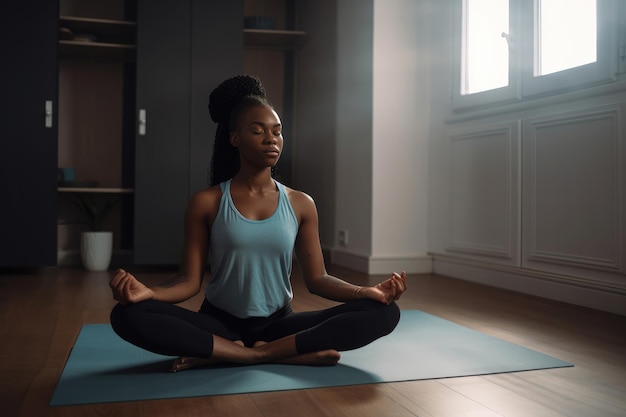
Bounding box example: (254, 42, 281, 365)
(60, 16, 136, 43)
(58, 187, 134, 194)
(59, 15, 136, 60)
(244, 29, 306, 49)
(59, 40, 135, 60)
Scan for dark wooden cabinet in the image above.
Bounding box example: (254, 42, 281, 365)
(0, 0, 59, 267)
(133, 0, 192, 265)
(0, 0, 264, 267)
(133, 0, 243, 265)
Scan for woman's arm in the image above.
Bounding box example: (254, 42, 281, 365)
(110, 189, 219, 304)
(152, 190, 215, 302)
(292, 191, 406, 304)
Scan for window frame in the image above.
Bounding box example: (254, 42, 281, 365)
(453, 0, 621, 110)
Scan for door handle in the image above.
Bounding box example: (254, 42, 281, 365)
(45, 100, 53, 128)
(138, 109, 147, 135)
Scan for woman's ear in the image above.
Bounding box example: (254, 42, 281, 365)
(229, 132, 239, 147)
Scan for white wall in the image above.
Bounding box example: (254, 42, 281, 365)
(295, 0, 626, 314)
(426, 1, 626, 315)
(296, 0, 432, 274)
(334, 0, 375, 262)
(294, 0, 338, 249)
(370, 0, 431, 273)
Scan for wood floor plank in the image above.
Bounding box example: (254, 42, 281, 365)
(249, 385, 421, 417)
(18, 311, 90, 416)
(483, 371, 626, 417)
(250, 389, 344, 417)
(1, 266, 625, 417)
(137, 395, 264, 417)
(440, 376, 568, 417)
(378, 380, 503, 417)
(48, 401, 142, 417)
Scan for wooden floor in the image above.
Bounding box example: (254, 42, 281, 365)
(1, 265, 625, 417)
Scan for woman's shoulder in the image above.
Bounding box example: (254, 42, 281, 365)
(192, 183, 223, 200)
(282, 184, 312, 202)
(187, 184, 223, 216)
(282, 184, 317, 215)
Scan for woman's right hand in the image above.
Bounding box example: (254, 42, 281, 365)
(109, 269, 155, 305)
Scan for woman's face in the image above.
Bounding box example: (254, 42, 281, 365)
(231, 104, 283, 169)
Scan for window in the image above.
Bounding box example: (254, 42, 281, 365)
(535, 0, 597, 76)
(461, 0, 510, 95)
(454, 0, 621, 109)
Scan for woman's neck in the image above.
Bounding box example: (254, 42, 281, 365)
(231, 169, 275, 193)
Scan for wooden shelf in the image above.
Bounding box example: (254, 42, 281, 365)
(59, 40, 135, 60)
(244, 29, 306, 49)
(60, 16, 136, 44)
(58, 187, 134, 194)
(59, 15, 136, 60)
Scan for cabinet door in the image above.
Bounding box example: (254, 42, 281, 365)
(188, 0, 244, 195)
(134, 0, 243, 265)
(0, 0, 58, 267)
(134, 0, 192, 264)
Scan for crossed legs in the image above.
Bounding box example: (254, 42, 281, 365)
(110, 299, 400, 372)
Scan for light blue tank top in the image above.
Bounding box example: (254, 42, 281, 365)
(205, 179, 299, 318)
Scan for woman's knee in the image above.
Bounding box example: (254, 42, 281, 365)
(352, 299, 401, 336)
(109, 300, 152, 336)
(383, 302, 401, 333)
(358, 299, 400, 331)
(110, 302, 124, 325)
(110, 302, 134, 337)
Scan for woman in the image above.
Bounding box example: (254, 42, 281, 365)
(110, 75, 406, 372)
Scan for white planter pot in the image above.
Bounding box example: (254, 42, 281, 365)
(81, 231, 113, 271)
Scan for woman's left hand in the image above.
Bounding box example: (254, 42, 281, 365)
(363, 271, 407, 304)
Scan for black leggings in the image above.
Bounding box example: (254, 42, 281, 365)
(110, 298, 400, 358)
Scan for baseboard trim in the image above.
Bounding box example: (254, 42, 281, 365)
(329, 249, 433, 275)
(432, 254, 626, 316)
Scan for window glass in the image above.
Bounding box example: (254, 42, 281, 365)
(454, 0, 615, 109)
(462, 0, 510, 94)
(536, 0, 597, 76)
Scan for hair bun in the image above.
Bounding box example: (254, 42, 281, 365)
(208, 75, 266, 124)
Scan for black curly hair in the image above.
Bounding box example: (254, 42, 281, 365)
(208, 75, 273, 186)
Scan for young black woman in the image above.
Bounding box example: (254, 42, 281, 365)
(109, 75, 406, 372)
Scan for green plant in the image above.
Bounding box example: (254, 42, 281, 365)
(66, 194, 120, 231)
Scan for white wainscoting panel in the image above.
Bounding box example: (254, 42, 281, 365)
(445, 120, 521, 265)
(522, 104, 625, 284)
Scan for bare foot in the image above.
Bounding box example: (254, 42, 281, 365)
(170, 356, 218, 372)
(170, 340, 245, 372)
(253, 341, 340, 366)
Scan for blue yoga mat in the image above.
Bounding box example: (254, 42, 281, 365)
(50, 310, 572, 405)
